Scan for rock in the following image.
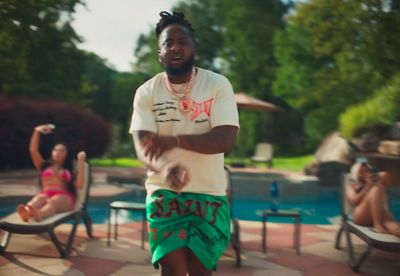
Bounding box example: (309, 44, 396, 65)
(315, 132, 351, 164)
(351, 132, 380, 152)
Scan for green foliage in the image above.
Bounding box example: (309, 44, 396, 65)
(81, 52, 117, 118)
(0, 0, 86, 101)
(4, 0, 400, 161)
(90, 158, 142, 168)
(111, 71, 150, 141)
(0, 96, 112, 170)
(235, 111, 258, 156)
(173, 0, 224, 71)
(217, 0, 288, 96)
(134, 33, 163, 75)
(215, 0, 290, 155)
(272, 154, 314, 172)
(340, 73, 400, 139)
(273, 0, 400, 149)
(93, 155, 313, 172)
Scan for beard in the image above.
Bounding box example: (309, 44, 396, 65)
(164, 54, 195, 76)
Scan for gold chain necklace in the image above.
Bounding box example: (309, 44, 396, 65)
(164, 68, 196, 112)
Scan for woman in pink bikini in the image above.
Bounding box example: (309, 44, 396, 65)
(17, 124, 86, 222)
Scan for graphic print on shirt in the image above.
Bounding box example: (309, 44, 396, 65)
(153, 101, 179, 123)
(153, 98, 214, 123)
(191, 98, 214, 122)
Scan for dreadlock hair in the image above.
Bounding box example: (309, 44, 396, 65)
(155, 11, 195, 40)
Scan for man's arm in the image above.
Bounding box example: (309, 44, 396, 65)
(132, 130, 175, 172)
(137, 125, 238, 161)
(177, 125, 238, 154)
(132, 130, 189, 191)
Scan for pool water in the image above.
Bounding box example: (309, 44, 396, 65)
(1, 188, 399, 225)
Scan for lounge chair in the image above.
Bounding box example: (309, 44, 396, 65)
(0, 162, 93, 257)
(334, 173, 400, 272)
(251, 143, 273, 168)
(225, 166, 241, 267)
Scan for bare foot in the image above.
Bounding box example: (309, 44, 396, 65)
(17, 204, 29, 222)
(27, 205, 41, 221)
(374, 225, 388, 234)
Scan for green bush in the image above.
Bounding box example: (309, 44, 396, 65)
(339, 74, 400, 139)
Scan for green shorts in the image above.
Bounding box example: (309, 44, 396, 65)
(146, 189, 231, 270)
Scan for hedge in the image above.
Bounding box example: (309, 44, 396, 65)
(339, 74, 400, 139)
(0, 96, 112, 170)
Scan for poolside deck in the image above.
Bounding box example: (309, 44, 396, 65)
(1, 167, 399, 275)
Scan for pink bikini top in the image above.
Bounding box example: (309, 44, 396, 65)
(41, 167, 72, 183)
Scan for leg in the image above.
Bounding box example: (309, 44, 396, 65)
(262, 213, 267, 253)
(35, 195, 73, 221)
(367, 185, 388, 233)
(16, 204, 29, 222)
(187, 248, 212, 276)
(159, 247, 189, 276)
(107, 207, 112, 246)
(17, 194, 48, 221)
(352, 185, 387, 233)
(26, 193, 48, 210)
(382, 211, 400, 238)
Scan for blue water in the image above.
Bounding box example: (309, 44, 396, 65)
(1, 188, 399, 225)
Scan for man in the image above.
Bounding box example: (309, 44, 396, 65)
(129, 11, 239, 276)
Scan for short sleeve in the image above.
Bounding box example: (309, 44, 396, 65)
(210, 79, 240, 128)
(129, 85, 157, 133)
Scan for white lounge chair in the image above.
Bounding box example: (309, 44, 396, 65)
(0, 162, 93, 257)
(225, 166, 241, 267)
(334, 173, 400, 272)
(251, 143, 273, 168)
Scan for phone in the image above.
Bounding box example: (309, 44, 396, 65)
(367, 164, 380, 183)
(48, 124, 56, 129)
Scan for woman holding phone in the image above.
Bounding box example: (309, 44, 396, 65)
(347, 161, 400, 237)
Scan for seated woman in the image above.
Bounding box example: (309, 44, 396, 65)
(17, 124, 86, 222)
(347, 161, 400, 237)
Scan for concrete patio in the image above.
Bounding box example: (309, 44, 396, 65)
(1, 166, 399, 275)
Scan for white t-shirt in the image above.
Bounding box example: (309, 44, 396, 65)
(129, 67, 239, 196)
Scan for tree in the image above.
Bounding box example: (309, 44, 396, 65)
(111, 71, 150, 140)
(216, 0, 289, 155)
(81, 52, 117, 119)
(0, 0, 86, 102)
(273, 0, 400, 148)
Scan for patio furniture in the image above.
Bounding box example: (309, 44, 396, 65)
(261, 209, 301, 255)
(0, 162, 93, 257)
(107, 201, 147, 249)
(334, 173, 400, 272)
(225, 166, 241, 267)
(251, 143, 273, 168)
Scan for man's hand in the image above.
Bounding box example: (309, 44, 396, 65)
(166, 164, 190, 192)
(142, 133, 178, 162)
(77, 151, 86, 161)
(35, 124, 54, 135)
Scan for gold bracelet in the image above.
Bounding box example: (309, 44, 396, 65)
(175, 136, 180, 147)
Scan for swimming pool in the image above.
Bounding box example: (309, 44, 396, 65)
(2, 187, 399, 225)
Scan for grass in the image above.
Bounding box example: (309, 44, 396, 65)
(272, 155, 314, 171)
(89, 158, 142, 167)
(90, 154, 314, 172)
